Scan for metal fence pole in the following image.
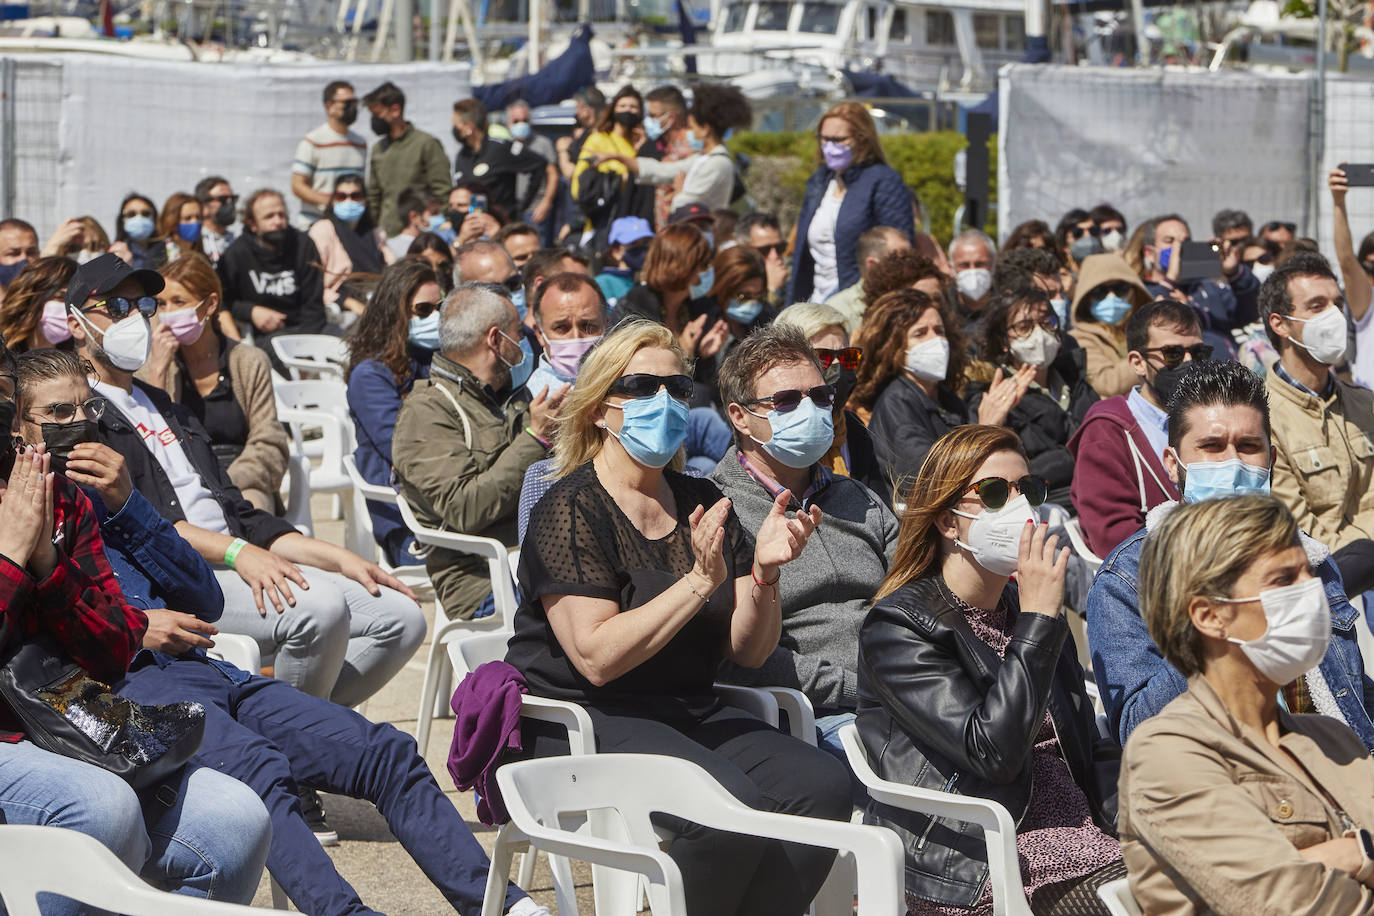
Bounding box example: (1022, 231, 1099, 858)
(1307, 0, 1327, 238)
(1, 58, 15, 219)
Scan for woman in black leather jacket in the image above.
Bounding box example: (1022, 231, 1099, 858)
(856, 424, 1122, 915)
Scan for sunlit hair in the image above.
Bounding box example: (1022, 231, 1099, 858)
(158, 192, 201, 254)
(774, 302, 849, 341)
(642, 223, 712, 293)
(851, 288, 967, 411)
(1139, 495, 1300, 677)
(159, 251, 223, 308)
(876, 425, 1025, 600)
(0, 256, 77, 353)
(552, 320, 687, 478)
(706, 245, 765, 306)
(15, 347, 92, 401)
(816, 101, 884, 169)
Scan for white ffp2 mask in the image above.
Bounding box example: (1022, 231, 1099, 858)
(952, 494, 1037, 577)
(1217, 578, 1330, 686)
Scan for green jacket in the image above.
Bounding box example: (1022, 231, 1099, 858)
(393, 354, 548, 619)
(366, 123, 451, 237)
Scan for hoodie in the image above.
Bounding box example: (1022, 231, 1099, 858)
(1066, 394, 1179, 558)
(1068, 253, 1151, 399)
(217, 228, 327, 335)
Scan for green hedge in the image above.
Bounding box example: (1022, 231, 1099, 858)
(728, 129, 996, 247)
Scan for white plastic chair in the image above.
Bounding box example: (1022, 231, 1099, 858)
(0, 825, 282, 915)
(342, 454, 429, 591)
(206, 633, 263, 675)
(275, 379, 354, 521)
(271, 334, 348, 381)
(838, 723, 1034, 916)
(1097, 877, 1142, 916)
(279, 450, 314, 536)
(481, 754, 905, 916)
(396, 494, 517, 755)
(1063, 516, 1104, 574)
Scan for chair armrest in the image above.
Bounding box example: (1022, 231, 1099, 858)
(712, 684, 779, 728)
(501, 820, 684, 904)
(519, 695, 596, 755)
(758, 686, 816, 744)
(395, 495, 509, 561)
(343, 454, 400, 504)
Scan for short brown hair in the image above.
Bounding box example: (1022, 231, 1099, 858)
(706, 245, 766, 306)
(1139, 495, 1300, 676)
(452, 97, 488, 132)
(816, 101, 884, 169)
(852, 289, 966, 411)
(159, 252, 223, 306)
(15, 347, 90, 400)
(863, 249, 943, 305)
(642, 223, 712, 293)
(718, 323, 823, 444)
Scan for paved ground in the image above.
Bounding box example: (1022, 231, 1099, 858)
(245, 497, 599, 914)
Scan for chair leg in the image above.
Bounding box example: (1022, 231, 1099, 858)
(516, 847, 537, 887)
(481, 824, 520, 916)
(432, 661, 454, 718)
(270, 876, 290, 909)
(810, 849, 855, 916)
(415, 634, 446, 753)
(548, 850, 579, 916)
(589, 807, 641, 916)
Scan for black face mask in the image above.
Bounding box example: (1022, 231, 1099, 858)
(39, 419, 98, 475)
(452, 126, 467, 147)
(825, 364, 858, 415)
(370, 114, 390, 137)
(445, 208, 466, 234)
(1149, 361, 1196, 407)
(614, 111, 641, 130)
(340, 99, 358, 125)
(212, 200, 235, 228)
(622, 244, 649, 274)
(260, 228, 291, 249)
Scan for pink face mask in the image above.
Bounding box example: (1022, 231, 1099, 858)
(544, 334, 602, 380)
(159, 305, 207, 345)
(40, 300, 72, 344)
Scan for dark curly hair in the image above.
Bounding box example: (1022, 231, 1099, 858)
(346, 258, 441, 384)
(862, 249, 944, 305)
(991, 246, 1060, 294)
(852, 289, 967, 411)
(1003, 219, 1062, 265)
(688, 83, 752, 139)
(976, 287, 1052, 365)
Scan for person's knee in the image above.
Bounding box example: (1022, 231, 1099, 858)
(785, 745, 853, 821)
(53, 768, 149, 869)
(154, 767, 271, 896)
(368, 590, 427, 656)
(281, 578, 350, 649)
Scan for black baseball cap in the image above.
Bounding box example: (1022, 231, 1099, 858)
(65, 253, 164, 310)
(668, 203, 713, 225)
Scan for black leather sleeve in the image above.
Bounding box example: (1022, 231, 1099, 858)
(859, 596, 1068, 785)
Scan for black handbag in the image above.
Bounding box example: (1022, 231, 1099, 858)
(0, 635, 205, 788)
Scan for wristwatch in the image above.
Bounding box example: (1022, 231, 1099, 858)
(1345, 828, 1374, 882)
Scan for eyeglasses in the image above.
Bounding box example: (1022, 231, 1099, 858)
(501, 274, 524, 295)
(609, 373, 694, 401)
(757, 242, 786, 258)
(333, 190, 365, 202)
(411, 300, 441, 319)
(1263, 220, 1297, 234)
(813, 347, 862, 371)
(817, 135, 852, 145)
(1068, 225, 1101, 240)
(1245, 252, 1274, 266)
(28, 396, 106, 424)
(745, 384, 836, 413)
(1139, 343, 1214, 368)
(122, 208, 154, 220)
(205, 194, 238, 206)
(87, 296, 158, 320)
(1008, 313, 1060, 338)
(963, 475, 1048, 510)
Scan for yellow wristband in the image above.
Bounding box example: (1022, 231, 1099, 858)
(224, 537, 249, 569)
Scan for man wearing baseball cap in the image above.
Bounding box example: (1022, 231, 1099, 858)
(597, 215, 653, 304)
(64, 253, 164, 372)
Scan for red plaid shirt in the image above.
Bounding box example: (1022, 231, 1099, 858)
(0, 478, 148, 740)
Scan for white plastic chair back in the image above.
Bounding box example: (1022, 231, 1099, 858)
(485, 754, 905, 916)
(206, 633, 262, 675)
(838, 723, 1033, 916)
(0, 825, 281, 915)
(271, 334, 348, 381)
(1096, 878, 1142, 916)
(341, 454, 428, 588)
(279, 450, 314, 536)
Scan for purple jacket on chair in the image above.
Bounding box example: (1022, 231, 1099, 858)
(448, 660, 527, 825)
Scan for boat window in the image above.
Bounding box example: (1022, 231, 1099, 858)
(925, 9, 955, 45)
(973, 12, 1000, 48)
(755, 0, 792, 30)
(798, 2, 842, 33)
(890, 7, 908, 41)
(1004, 13, 1024, 50)
(722, 1, 750, 32)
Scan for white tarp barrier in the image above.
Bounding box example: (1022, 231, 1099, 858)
(6, 54, 471, 238)
(997, 64, 1312, 246)
(1323, 75, 1374, 261)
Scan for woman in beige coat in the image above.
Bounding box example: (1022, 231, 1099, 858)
(140, 252, 289, 511)
(1068, 253, 1150, 399)
(1124, 494, 1374, 915)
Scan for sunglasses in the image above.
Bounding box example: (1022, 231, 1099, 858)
(87, 296, 158, 320)
(609, 373, 693, 401)
(122, 209, 154, 220)
(1263, 220, 1297, 234)
(745, 384, 835, 414)
(1068, 225, 1101, 240)
(1139, 343, 1213, 368)
(501, 274, 524, 295)
(1096, 281, 1135, 299)
(1364, 262, 1374, 278)
(1245, 252, 1274, 266)
(814, 347, 862, 371)
(757, 242, 786, 258)
(817, 134, 852, 145)
(206, 194, 238, 206)
(411, 300, 442, 319)
(334, 191, 365, 202)
(30, 396, 106, 424)
(964, 475, 1048, 510)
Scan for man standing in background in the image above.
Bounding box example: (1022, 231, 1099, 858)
(292, 80, 367, 229)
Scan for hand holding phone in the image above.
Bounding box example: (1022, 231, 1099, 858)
(469, 193, 488, 214)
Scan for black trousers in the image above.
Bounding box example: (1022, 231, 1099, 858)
(1333, 539, 1374, 596)
(519, 702, 853, 916)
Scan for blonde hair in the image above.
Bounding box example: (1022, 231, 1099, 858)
(551, 320, 689, 478)
(1138, 495, 1300, 677)
(775, 302, 850, 341)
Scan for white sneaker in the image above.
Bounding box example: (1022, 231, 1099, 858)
(506, 898, 552, 916)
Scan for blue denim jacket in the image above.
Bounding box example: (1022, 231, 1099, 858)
(1087, 515, 1374, 751)
(92, 488, 247, 685)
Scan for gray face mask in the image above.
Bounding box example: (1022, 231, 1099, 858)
(1070, 234, 1103, 262)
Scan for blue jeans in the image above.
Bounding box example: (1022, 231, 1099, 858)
(0, 739, 270, 914)
(686, 407, 732, 476)
(119, 656, 526, 916)
(814, 712, 866, 806)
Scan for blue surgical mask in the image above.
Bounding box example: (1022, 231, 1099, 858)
(177, 221, 203, 243)
(510, 287, 527, 321)
(1090, 293, 1132, 325)
(1171, 450, 1272, 502)
(749, 396, 834, 469)
(1050, 295, 1069, 328)
(498, 328, 534, 391)
(725, 298, 764, 324)
(643, 116, 664, 141)
(509, 121, 532, 141)
(427, 212, 446, 231)
(334, 199, 366, 223)
(604, 388, 689, 468)
(687, 132, 705, 152)
(690, 266, 714, 299)
(702, 231, 715, 251)
(123, 215, 155, 241)
(408, 312, 440, 350)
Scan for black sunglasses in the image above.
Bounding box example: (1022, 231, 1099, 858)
(814, 347, 862, 371)
(965, 475, 1048, 510)
(609, 373, 693, 401)
(757, 242, 786, 258)
(333, 190, 365, 202)
(1139, 344, 1213, 368)
(501, 274, 524, 295)
(745, 384, 835, 414)
(1068, 225, 1101, 240)
(206, 193, 238, 206)
(1263, 220, 1297, 234)
(1245, 252, 1274, 266)
(411, 300, 442, 319)
(87, 296, 158, 320)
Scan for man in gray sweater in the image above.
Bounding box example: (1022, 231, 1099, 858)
(710, 324, 898, 759)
